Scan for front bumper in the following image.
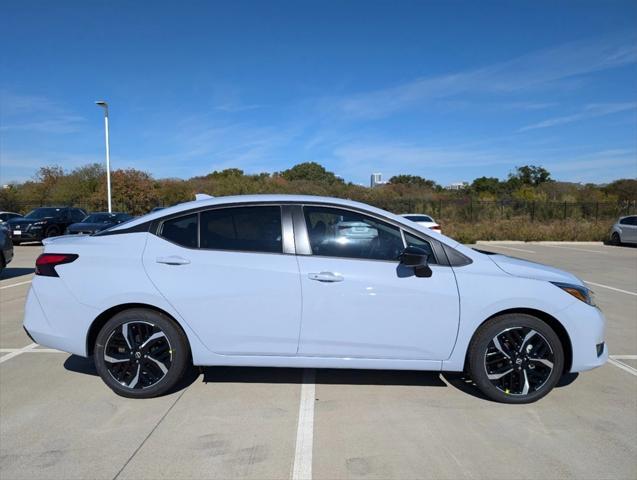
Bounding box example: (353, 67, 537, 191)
(560, 299, 608, 372)
(10, 227, 44, 242)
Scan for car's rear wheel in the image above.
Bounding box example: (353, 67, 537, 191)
(468, 313, 564, 404)
(94, 309, 191, 398)
(611, 232, 621, 245)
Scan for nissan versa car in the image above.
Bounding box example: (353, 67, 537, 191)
(23, 195, 607, 403)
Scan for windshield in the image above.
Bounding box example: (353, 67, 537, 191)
(24, 208, 63, 219)
(404, 215, 433, 223)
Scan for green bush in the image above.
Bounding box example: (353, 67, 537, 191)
(444, 218, 613, 244)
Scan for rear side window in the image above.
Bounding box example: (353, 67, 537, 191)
(200, 206, 282, 253)
(160, 213, 198, 248)
(70, 209, 87, 222)
(620, 216, 637, 226)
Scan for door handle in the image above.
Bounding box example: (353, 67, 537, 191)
(308, 272, 344, 282)
(156, 255, 190, 265)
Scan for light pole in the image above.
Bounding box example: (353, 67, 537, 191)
(95, 100, 112, 212)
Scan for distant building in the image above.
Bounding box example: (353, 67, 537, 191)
(370, 173, 388, 188)
(445, 181, 469, 190)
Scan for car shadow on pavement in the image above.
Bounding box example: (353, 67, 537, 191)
(0, 267, 35, 280)
(62, 356, 579, 400)
(203, 367, 448, 388)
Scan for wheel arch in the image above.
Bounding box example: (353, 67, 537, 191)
(86, 303, 190, 356)
(466, 307, 573, 373)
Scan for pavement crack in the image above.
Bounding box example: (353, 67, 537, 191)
(112, 388, 187, 480)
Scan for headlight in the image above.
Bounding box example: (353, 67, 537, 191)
(551, 282, 596, 306)
(32, 220, 47, 226)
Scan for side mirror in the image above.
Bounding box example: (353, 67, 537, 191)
(399, 246, 432, 278)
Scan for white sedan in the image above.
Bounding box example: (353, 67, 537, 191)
(24, 195, 606, 403)
(401, 213, 441, 233)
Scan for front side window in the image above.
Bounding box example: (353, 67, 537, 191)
(304, 206, 404, 261)
(160, 213, 198, 248)
(404, 232, 436, 264)
(200, 206, 282, 253)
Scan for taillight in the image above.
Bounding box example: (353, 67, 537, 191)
(430, 225, 441, 231)
(35, 253, 78, 277)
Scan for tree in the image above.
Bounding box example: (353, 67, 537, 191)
(388, 175, 438, 189)
(279, 162, 343, 184)
(471, 176, 502, 195)
(508, 165, 553, 187)
(604, 179, 637, 201)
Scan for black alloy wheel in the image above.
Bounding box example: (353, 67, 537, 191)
(468, 314, 564, 404)
(94, 308, 190, 398)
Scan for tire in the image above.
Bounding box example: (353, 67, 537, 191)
(44, 226, 60, 238)
(611, 232, 621, 246)
(94, 308, 191, 398)
(468, 313, 564, 404)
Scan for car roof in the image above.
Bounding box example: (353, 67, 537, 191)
(113, 194, 437, 230)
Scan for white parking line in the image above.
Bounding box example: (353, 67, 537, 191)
(0, 343, 37, 364)
(584, 281, 637, 297)
(291, 369, 316, 480)
(608, 357, 637, 377)
(611, 355, 637, 360)
(539, 244, 607, 254)
(0, 280, 32, 290)
(481, 245, 536, 254)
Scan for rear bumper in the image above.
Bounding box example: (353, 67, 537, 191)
(23, 279, 98, 357)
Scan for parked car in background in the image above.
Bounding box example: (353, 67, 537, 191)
(401, 214, 442, 233)
(0, 226, 14, 273)
(7, 207, 87, 245)
(24, 195, 606, 403)
(610, 215, 637, 245)
(66, 212, 133, 235)
(0, 211, 22, 223)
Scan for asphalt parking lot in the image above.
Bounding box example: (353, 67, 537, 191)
(1, 243, 636, 480)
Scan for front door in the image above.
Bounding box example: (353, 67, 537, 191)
(296, 206, 460, 360)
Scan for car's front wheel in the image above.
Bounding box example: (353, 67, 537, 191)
(468, 313, 564, 404)
(94, 308, 191, 398)
(611, 232, 621, 245)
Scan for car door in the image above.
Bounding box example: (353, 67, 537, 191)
(626, 216, 637, 243)
(295, 205, 460, 360)
(143, 205, 302, 355)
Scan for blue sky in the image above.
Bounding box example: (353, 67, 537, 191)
(1, 0, 636, 186)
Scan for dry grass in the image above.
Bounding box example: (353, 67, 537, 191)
(443, 218, 613, 244)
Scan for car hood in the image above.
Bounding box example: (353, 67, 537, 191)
(7, 218, 37, 227)
(487, 253, 584, 286)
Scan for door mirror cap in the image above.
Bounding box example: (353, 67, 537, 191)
(399, 246, 432, 277)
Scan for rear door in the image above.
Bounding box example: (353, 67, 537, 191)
(143, 205, 302, 355)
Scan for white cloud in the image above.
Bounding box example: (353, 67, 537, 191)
(332, 34, 637, 119)
(518, 102, 637, 131)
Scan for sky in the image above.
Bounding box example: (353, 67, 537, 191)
(1, 0, 636, 186)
